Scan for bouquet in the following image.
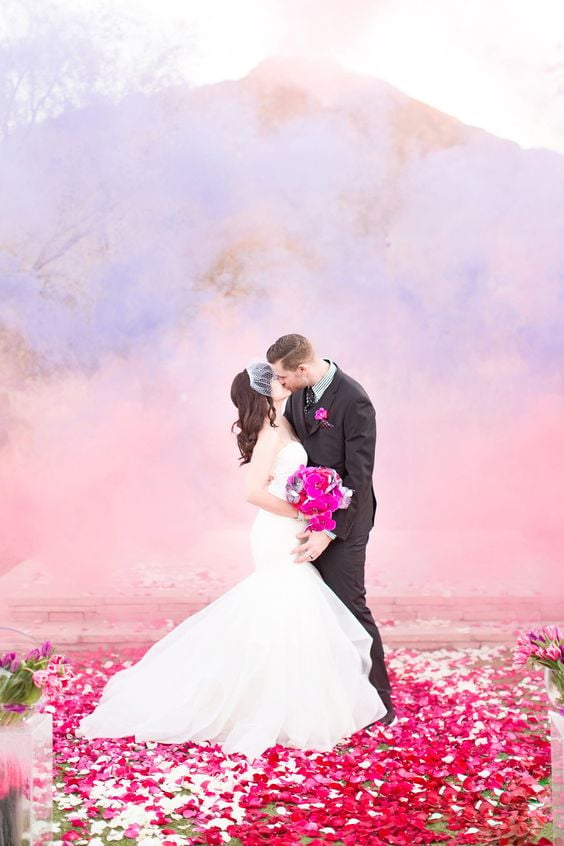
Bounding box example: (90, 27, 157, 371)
(513, 625, 564, 713)
(286, 464, 353, 532)
(0, 640, 74, 726)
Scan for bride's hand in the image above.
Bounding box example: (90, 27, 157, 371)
(291, 530, 332, 564)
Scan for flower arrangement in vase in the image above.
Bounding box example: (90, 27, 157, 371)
(0, 640, 73, 726)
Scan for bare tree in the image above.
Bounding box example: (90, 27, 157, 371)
(0, 0, 187, 142)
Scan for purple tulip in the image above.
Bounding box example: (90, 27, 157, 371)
(2, 703, 27, 713)
(40, 640, 53, 658)
(9, 659, 21, 673)
(0, 652, 16, 669)
(24, 648, 41, 662)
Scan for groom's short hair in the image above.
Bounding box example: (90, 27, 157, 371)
(266, 334, 313, 370)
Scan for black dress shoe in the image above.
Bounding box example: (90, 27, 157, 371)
(362, 708, 397, 731)
(377, 708, 397, 726)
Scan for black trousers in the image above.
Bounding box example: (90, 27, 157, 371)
(313, 534, 394, 713)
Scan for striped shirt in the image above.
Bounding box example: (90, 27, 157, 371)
(312, 360, 337, 402)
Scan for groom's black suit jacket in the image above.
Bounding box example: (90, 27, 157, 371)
(284, 366, 377, 541)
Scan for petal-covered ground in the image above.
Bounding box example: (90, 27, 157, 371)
(50, 646, 553, 845)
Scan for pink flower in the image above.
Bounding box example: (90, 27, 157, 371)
(316, 492, 342, 511)
(47, 655, 69, 670)
(512, 634, 536, 667)
(314, 407, 334, 428)
(542, 644, 562, 662)
(300, 500, 321, 515)
(540, 624, 563, 643)
(32, 670, 49, 688)
(307, 511, 336, 532)
(303, 471, 328, 495)
(512, 650, 532, 669)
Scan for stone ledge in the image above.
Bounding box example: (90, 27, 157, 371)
(4, 619, 519, 653)
(6, 595, 563, 626)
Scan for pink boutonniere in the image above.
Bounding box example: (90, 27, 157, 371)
(314, 407, 334, 428)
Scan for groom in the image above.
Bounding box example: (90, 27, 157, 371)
(266, 333, 396, 726)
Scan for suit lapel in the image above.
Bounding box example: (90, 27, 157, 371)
(305, 369, 343, 437)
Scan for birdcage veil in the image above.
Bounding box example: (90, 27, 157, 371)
(246, 361, 274, 397)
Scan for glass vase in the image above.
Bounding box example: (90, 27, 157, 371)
(0, 711, 52, 845)
(545, 666, 564, 713)
(0, 672, 42, 729)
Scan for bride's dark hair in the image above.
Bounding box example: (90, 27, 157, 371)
(230, 371, 277, 464)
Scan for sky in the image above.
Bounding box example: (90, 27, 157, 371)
(62, 0, 564, 153)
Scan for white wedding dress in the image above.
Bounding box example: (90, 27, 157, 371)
(77, 441, 387, 758)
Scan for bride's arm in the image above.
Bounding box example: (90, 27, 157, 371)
(245, 427, 300, 519)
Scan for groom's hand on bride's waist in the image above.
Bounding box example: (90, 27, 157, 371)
(292, 530, 332, 564)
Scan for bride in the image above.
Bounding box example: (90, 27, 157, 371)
(76, 362, 387, 759)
